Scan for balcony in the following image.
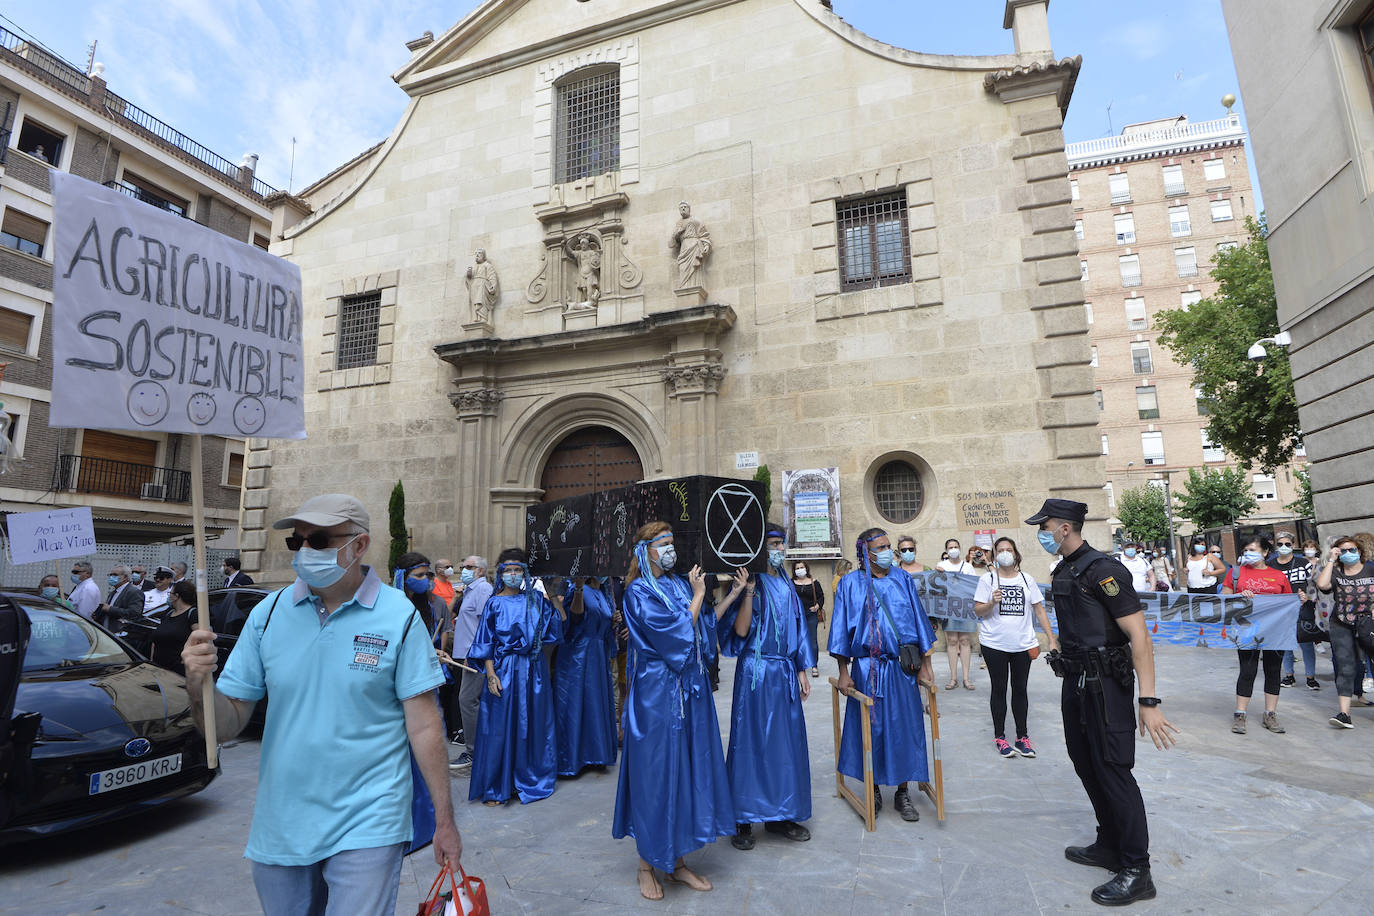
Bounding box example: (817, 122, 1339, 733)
(53, 455, 191, 503)
(104, 180, 188, 217)
(1067, 114, 1246, 168)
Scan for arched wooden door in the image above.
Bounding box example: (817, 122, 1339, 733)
(539, 426, 644, 502)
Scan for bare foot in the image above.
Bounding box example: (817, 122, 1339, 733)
(667, 862, 712, 892)
(638, 864, 663, 900)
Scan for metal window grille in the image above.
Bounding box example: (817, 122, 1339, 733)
(336, 292, 380, 370)
(556, 67, 620, 183)
(837, 191, 911, 291)
(1169, 206, 1191, 237)
(1175, 248, 1198, 278)
(1162, 165, 1185, 197)
(1131, 343, 1153, 374)
(1136, 386, 1160, 419)
(873, 460, 923, 524)
(1109, 173, 1131, 203)
(1119, 255, 1141, 288)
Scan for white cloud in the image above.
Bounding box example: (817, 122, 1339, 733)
(1114, 19, 1168, 62)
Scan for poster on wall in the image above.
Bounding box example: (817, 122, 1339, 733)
(782, 467, 843, 558)
(49, 172, 305, 439)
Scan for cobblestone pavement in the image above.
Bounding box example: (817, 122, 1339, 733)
(3, 643, 1373, 914)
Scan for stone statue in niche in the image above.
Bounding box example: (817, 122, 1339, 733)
(567, 233, 602, 308)
(464, 249, 500, 323)
(671, 201, 712, 290)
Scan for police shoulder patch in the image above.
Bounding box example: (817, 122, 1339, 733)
(1099, 576, 1120, 597)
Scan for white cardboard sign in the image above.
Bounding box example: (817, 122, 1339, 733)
(6, 507, 96, 564)
(49, 172, 305, 439)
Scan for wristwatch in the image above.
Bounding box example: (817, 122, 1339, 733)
(1137, 696, 1162, 707)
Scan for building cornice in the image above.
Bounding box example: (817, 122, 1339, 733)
(1067, 114, 1246, 170)
(982, 54, 1081, 116)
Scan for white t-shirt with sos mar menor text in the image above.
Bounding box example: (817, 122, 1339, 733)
(973, 570, 1045, 652)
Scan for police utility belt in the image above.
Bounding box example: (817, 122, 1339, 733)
(1046, 645, 1134, 689)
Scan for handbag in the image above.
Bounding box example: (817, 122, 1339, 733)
(1356, 615, 1374, 655)
(875, 591, 924, 676)
(417, 862, 490, 916)
(1296, 597, 1326, 644)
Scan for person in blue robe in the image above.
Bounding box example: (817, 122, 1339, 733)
(554, 577, 618, 775)
(718, 524, 815, 850)
(828, 526, 937, 822)
(613, 523, 733, 901)
(467, 548, 562, 805)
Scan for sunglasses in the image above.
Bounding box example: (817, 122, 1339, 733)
(285, 531, 358, 552)
(1277, 541, 1293, 546)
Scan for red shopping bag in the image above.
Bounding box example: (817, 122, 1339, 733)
(417, 862, 490, 916)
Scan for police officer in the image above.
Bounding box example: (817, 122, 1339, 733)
(1027, 498, 1178, 907)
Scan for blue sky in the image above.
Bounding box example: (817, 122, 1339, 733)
(2, 1, 1250, 195)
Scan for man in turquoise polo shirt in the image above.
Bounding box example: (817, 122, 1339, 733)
(183, 494, 461, 915)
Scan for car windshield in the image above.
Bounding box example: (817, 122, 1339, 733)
(21, 604, 133, 671)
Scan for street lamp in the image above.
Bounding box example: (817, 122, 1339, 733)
(1155, 469, 1177, 570)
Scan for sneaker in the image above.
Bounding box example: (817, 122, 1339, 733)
(1013, 737, 1036, 758)
(449, 752, 473, 774)
(1307, 677, 1321, 691)
(1231, 712, 1247, 735)
(1330, 712, 1354, 729)
(1262, 711, 1285, 734)
(450, 732, 465, 746)
(1280, 674, 1296, 688)
(995, 737, 1015, 759)
(1364, 677, 1374, 694)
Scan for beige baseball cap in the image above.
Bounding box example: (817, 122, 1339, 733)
(272, 493, 371, 531)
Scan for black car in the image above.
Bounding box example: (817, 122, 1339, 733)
(0, 593, 217, 843)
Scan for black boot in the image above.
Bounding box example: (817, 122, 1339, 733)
(730, 823, 755, 850)
(892, 786, 920, 822)
(1091, 866, 1156, 906)
(1065, 843, 1122, 871)
(763, 820, 811, 842)
(872, 785, 882, 812)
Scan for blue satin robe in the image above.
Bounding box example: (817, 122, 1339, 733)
(554, 582, 618, 775)
(828, 569, 937, 786)
(467, 592, 563, 804)
(612, 573, 733, 870)
(720, 571, 816, 824)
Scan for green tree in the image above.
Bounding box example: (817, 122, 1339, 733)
(1154, 215, 1301, 472)
(1285, 467, 1314, 518)
(1117, 484, 1170, 544)
(388, 480, 408, 576)
(753, 464, 772, 520)
(1173, 466, 1259, 531)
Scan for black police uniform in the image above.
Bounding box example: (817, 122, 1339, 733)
(1051, 541, 1150, 870)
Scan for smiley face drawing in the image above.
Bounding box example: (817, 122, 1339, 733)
(186, 392, 217, 426)
(232, 395, 267, 435)
(126, 380, 170, 426)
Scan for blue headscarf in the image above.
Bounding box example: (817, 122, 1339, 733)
(855, 530, 888, 698)
(633, 531, 703, 717)
(497, 559, 549, 644)
(747, 526, 789, 690)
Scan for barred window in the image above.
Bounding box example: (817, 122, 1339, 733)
(873, 459, 923, 524)
(837, 191, 911, 291)
(556, 66, 620, 183)
(336, 292, 380, 370)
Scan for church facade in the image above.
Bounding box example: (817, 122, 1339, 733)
(244, 0, 1097, 578)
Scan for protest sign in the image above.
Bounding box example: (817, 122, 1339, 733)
(955, 489, 1018, 529)
(908, 569, 1300, 651)
(49, 172, 304, 439)
(5, 507, 95, 564)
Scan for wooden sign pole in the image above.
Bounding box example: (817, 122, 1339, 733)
(189, 434, 218, 769)
(829, 676, 876, 831)
(918, 680, 946, 821)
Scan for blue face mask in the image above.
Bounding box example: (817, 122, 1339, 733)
(130, 572, 143, 583)
(70, 572, 82, 584)
(1123, 548, 1137, 558)
(1193, 544, 1206, 554)
(460, 568, 476, 584)
(899, 550, 916, 563)
(40, 586, 59, 600)
(768, 548, 785, 568)
(1240, 551, 1262, 566)
(501, 572, 523, 590)
(1276, 545, 1293, 557)
(107, 575, 120, 588)
(291, 535, 359, 589)
(1341, 550, 1361, 566)
(1038, 530, 1061, 556)
(405, 575, 432, 594)
(872, 548, 894, 570)
(656, 545, 677, 571)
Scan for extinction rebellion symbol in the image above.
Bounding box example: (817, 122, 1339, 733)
(705, 483, 764, 565)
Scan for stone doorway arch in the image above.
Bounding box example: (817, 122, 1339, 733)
(538, 426, 645, 502)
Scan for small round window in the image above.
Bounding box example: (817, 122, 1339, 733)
(873, 460, 924, 524)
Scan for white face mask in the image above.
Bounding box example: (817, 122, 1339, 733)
(995, 550, 1015, 568)
(1304, 549, 1318, 558)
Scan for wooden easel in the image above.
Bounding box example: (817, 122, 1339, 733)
(829, 675, 947, 827)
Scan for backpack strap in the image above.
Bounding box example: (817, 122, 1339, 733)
(261, 587, 287, 633)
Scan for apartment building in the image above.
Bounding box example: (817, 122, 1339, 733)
(0, 26, 275, 546)
(1068, 114, 1303, 534)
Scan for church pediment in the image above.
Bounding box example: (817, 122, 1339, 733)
(394, 0, 747, 95)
